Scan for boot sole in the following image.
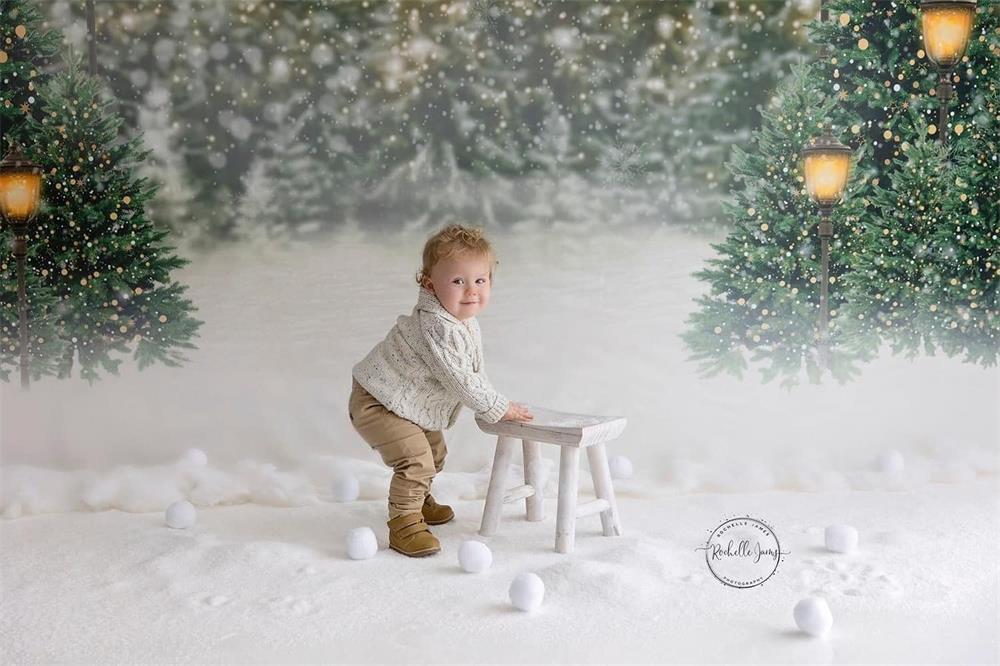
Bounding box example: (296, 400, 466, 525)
(423, 513, 454, 526)
(389, 543, 441, 557)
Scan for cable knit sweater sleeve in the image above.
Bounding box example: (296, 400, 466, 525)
(418, 312, 509, 424)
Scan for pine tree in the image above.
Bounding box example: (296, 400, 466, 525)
(132, 86, 200, 245)
(809, 0, 997, 158)
(838, 99, 998, 366)
(348, 0, 534, 230)
(19, 53, 202, 382)
(233, 160, 279, 245)
(682, 61, 873, 387)
(0, 0, 60, 148)
(685, 0, 999, 383)
(43, 0, 353, 241)
(0, 0, 68, 383)
(521, 97, 594, 226)
(233, 100, 334, 241)
(825, 0, 999, 366)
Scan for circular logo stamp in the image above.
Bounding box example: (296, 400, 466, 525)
(696, 516, 789, 588)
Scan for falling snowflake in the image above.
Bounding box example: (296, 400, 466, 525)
(586, 65, 609, 90)
(599, 140, 648, 187)
(469, 0, 506, 39)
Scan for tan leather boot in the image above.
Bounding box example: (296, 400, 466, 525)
(421, 494, 455, 525)
(387, 512, 440, 557)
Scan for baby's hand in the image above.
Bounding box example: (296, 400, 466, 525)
(501, 401, 534, 422)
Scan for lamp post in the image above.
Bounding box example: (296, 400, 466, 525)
(86, 0, 98, 76)
(919, 0, 977, 146)
(819, 0, 830, 59)
(0, 145, 43, 389)
(801, 128, 852, 370)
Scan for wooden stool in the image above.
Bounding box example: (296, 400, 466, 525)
(475, 406, 626, 554)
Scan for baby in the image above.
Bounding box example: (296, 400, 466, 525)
(349, 224, 533, 557)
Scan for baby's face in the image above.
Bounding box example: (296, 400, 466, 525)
(424, 253, 492, 321)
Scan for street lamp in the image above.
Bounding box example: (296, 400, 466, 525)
(920, 0, 977, 146)
(801, 128, 852, 370)
(0, 145, 43, 389)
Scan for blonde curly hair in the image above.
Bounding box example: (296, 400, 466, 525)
(416, 224, 498, 287)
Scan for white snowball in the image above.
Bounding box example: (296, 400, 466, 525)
(793, 596, 833, 637)
(608, 455, 633, 480)
(181, 448, 208, 467)
(458, 540, 493, 573)
(332, 475, 360, 502)
(165, 500, 196, 529)
(824, 525, 859, 553)
(877, 449, 905, 476)
(346, 527, 378, 560)
(509, 572, 545, 612)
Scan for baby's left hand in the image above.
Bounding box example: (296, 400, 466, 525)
(501, 401, 534, 422)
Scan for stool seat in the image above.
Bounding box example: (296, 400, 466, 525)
(475, 406, 627, 448)
(475, 405, 626, 554)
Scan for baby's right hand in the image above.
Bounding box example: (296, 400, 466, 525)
(501, 401, 534, 422)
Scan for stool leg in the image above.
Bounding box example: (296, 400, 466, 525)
(555, 446, 580, 553)
(522, 439, 544, 522)
(480, 435, 515, 537)
(586, 443, 622, 537)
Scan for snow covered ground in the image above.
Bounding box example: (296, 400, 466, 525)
(2, 223, 998, 663)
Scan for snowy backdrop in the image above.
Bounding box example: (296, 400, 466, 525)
(3, 224, 996, 510)
(38, 0, 820, 244)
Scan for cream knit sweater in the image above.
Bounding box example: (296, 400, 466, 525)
(352, 287, 510, 431)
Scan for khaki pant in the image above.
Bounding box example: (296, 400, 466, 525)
(348, 379, 447, 520)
